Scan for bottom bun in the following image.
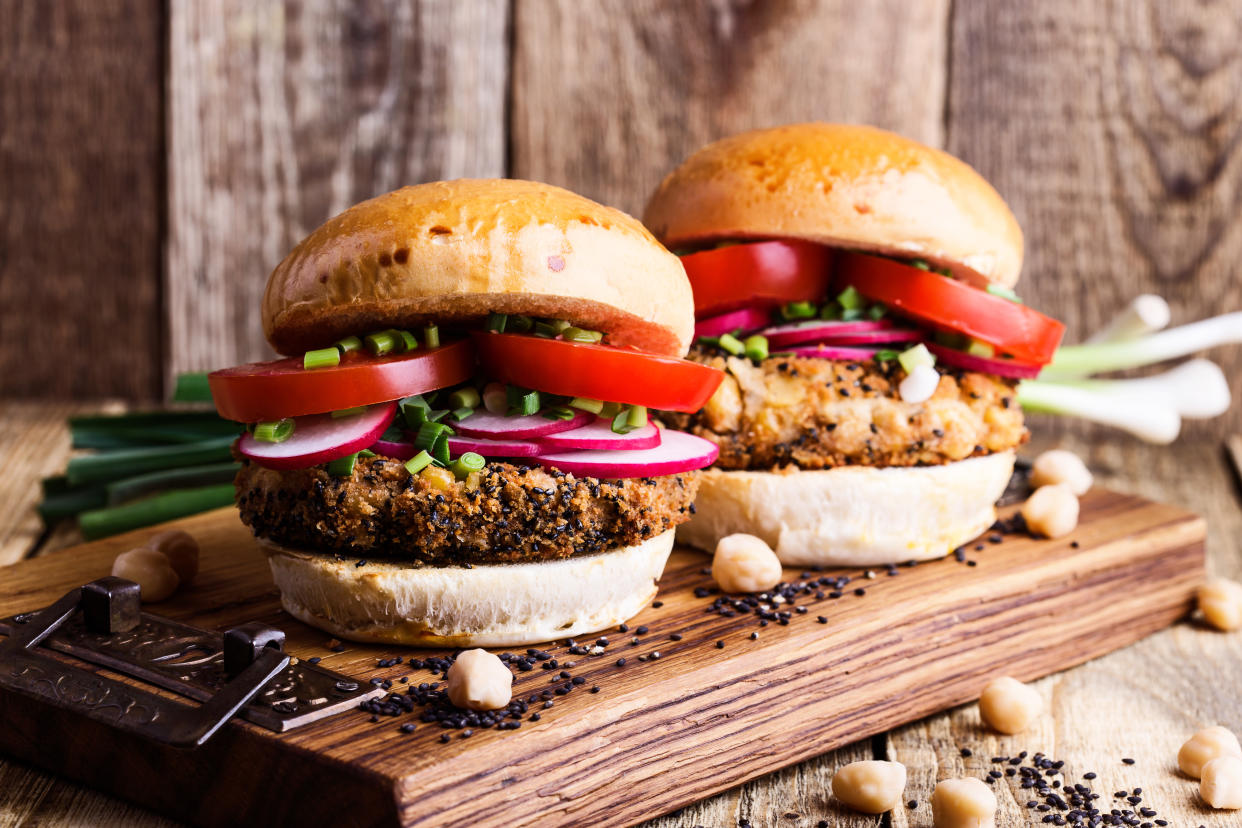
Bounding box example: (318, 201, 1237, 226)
(264, 530, 675, 647)
(676, 452, 1015, 567)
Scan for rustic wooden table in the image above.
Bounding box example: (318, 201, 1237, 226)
(1, 400, 1239, 827)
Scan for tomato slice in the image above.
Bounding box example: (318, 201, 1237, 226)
(680, 240, 834, 317)
(835, 252, 1065, 364)
(471, 333, 724, 413)
(209, 339, 474, 422)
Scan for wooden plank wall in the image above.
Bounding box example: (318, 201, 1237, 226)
(1, 0, 1239, 437)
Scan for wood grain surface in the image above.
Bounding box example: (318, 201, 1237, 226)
(0, 0, 164, 400)
(165, 0, 509, 382)
(0, 482, 1206, 827)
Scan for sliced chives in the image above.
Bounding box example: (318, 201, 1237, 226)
(395, 329, 418, 352)
(535, 318, 571, 337)
(253, 419, 295, 443)
(910, 259, 931, 271)
(867, 303, 887, 320)
(401, 396, 431, 428)
(507, 315, 533, 334)
(818, 302, 842, 321)
(335, 335, 363, 353)
(611, 408, 638, 435)
(486, 312, 508, 333)
(449, 407, 474, 421)
(986, 284, 1023, 304)
(326, 453, 359, 477)
(967, 339, 996, 358)
(422, 324, 440, 348)
(599, 401, 622, 419)
(507, 386, 540, 416)
(358, 449, 377, 458)
(837, 286, 865, 311)
(447, 387, 481, 410)
(569, 397, 604, 414)
(697, 336, 721, 348)
(303, 347, 340, 370)
(898, 343, 935, 373)
(873, 349, 900, 363)
(841, 308, 865, 322)
(365, 330, 398, 356)
(331, 406, 367, 419)
(744, 334, 769, 362)
(626, 405, 648, 429)
(449, 452, 485, 480)
(404, 450, 434, 475)
(781, 301, 817, 320)
(542, 406, 575, 421)
(431, 434, 451, 466)
(718, 333, 745, 356)
(413, 421, 454, 452)
(562, 327, 603, 344)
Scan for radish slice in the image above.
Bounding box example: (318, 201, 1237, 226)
(452, 409, 592, 439)
(925, 343, 1043, 379)
(447, 434, 541, 458)
(781, 345, 882, 362)
(537, 418, 662, 451)
(239, 402, 396, 470)
(761, 319, 904, 348)
(369, 438, 417, 460)
(695, 307, 773, 339)
(532, 430, 719, 478)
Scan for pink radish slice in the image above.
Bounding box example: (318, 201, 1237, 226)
(781, 345, 882, 362)
(694, 307, 773, 339)
(368, 438, 417, 460)
(239, 402, 396, 470)
(451, 409, 592, 439)
(536, 418, 662, 451)
(925, 343, 1043, 380)
(447, 434, 542, 458)
(760, 319, 903, 348)
(806, 328, 922, 346)
(531, 430, 719, 478)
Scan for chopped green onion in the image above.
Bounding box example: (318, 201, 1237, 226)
(447, 387, 481, 410)
(897, 343, 935, 373)
(487, 312, 508, 333)
(626, 405, 648, 429)
(450, 407, 475, 421)
(507, 315, 533, 334)
(303, 347, 340, 370)
(404, 450, 434, 475)
(413, 421, 454, 452)
(172, 372, 213, 403)
(532, 322, 556, 338)
(546, 319, 571, 334)
(599, 401, 622, 419)
(986, 284, 1023, 304)
(569, 397, 604, 414)
(326, 453, 359, 477)
(400, 396, 431, 428)
(358, 449, 376, 458)
(873, 349, 900, 363)
(867, 303, 887, 321)
(911, 259, 930, 271)
(78, 483, 237, 541)
(422, 325, 440, 349)
(967, 340, 996, 358)
(697, 335, 721, 348)
(611, 408, 637, 434)
(837, 286, 865, 311)
(331, 406, 367, 419)
(819, 302, 842, 321)
(542, 406, 575, 421)
(431, 434, 451, 466)
(744, 335, 769, 362)
(934, 266, 954, 277)
(379, 425, 404, 443)
(507, 386, 540, 416)
(718, 333, 745, 356)
(253, 419, 295, 443)
(365, 330, 398, 356)
(335, 335, 363, 353)
(395, 329, 418, 352)
(449, 452, 486, 479)
(781, 301, 818, 320)
(562, 326, 603, 344)
(841, 308, 865, 322)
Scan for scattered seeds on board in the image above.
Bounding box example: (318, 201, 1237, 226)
(831, 760, 907, 814)
(978, 676, 1042, 734)
(1197, 577, 1242, 631)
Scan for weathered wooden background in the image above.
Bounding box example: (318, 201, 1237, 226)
(3, 0, 1241, 440)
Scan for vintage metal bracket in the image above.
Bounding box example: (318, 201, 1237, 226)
(0, 577, 382, 747)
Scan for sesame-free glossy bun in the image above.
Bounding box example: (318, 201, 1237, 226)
(644, 124, 1023, 289)
(263, 179, 694, 356)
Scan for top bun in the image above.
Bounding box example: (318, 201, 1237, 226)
(644, 124, 1023, 289)
(263, 179, 694, 356)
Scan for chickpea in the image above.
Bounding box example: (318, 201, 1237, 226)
(712, 533, 783, 594)
(978, 676, 1042, 734)
(111, 547, 180, 603)
(1030, 449, 1093, 495)
(1178, 725, 1242, 778)
(1198, 577, 1242, 631)
(445, 649, 513, 711)
(831, 760, 907, 814)
(1020, 483, 1079, 539)
(1201, 755, 1242, 810)
(146, 529, 199, 585)
(931, 777, 997, 828)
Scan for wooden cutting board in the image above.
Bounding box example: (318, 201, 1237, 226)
(0, 489, 1204, 828)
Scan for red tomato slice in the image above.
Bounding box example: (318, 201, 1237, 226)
(835, 252, 1065, 364)
(472, 333, 724, 413)
(680, 240, 834, 317)
(209, 339, 474, 422)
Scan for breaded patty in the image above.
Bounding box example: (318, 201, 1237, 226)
(661, 349, 1026, 471)
(235, 455, 698, 565)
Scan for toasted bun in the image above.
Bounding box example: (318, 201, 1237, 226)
(263, 179, 694, 356)
(644, 124, 1023, 289)
(264, 530, 675, 647)
(675, 452, 1015, 566)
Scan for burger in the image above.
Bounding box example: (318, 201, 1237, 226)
(207, 179, 723, 646)
(644, 124, 1065, 566)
